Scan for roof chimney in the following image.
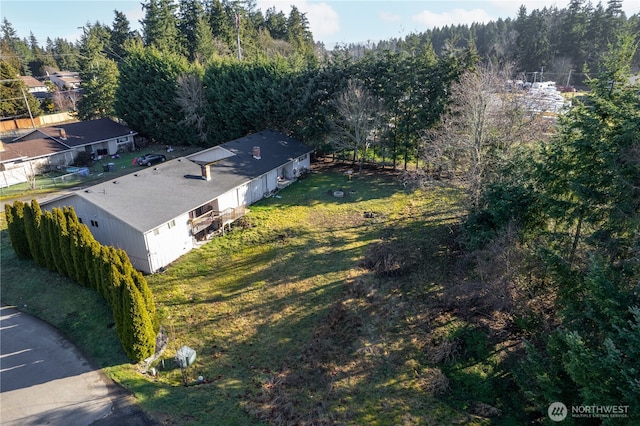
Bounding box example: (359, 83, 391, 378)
(252, 146, 261, 160)
(201, 164, 211, 181)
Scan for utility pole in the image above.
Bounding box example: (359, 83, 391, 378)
(566, 69, 573, 87)
(21, 88, 35, 128)
(235, 12, 242, 60)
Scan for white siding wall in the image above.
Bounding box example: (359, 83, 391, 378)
(247, 176, 263, 204)
(0, 163, 28, 187)
(145, 213, 193, 273)
(235, 184, 249, 207)
(217, 189, 238, 211)
(293, 154, 311, 175)
(43, 195, 152, 272)
(265, 169, 278, 193)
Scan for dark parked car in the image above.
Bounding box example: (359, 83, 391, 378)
(137, 154, 166, 166)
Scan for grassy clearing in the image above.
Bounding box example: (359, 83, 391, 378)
(1, 162, 518, 424)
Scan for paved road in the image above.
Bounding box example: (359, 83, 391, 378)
(0, 305, 155, 426)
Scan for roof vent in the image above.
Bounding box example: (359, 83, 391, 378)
(59, 128, 67, 140)
(113, 180, 119, 184)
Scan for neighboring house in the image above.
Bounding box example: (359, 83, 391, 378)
(43, 130, 314, 274)
(13, 117, 137, 159)
(1, 118, 136, 187)
(48, 71, 81, 90)
(0, 138, 72, 187)
(19, 76, 48, 93)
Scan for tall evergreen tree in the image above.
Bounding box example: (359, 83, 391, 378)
(606, 0, 624, 17)
(514, 7, 552, 73)
(264, 6, 287, 40)
(194, 13, 225, 63)
(0, 60, 42, 118)
(1, 18, 30, 74)
(286, 6, 315, 63)
(77, 55, 119, 120)
(115, 43, 194, 144)
(26, 31, 56, 76)
(141, 0, 183, 55)
(207, 0, 234, 47)
(77, 23, 118, 120)
(110, 10, 134, 61)
(560, 0, 589, 72)
(52, 38, 80, 71)
(178, 0, 205, 61)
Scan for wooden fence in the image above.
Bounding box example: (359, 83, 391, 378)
(0, 112, 75, 133)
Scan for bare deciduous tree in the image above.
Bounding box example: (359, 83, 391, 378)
(331, 78, 381, 175)
(176, 73, 207, 144)
(52, 88, 80, 112)
(422, 62, 551, 208)
(66, 89, 81, 112)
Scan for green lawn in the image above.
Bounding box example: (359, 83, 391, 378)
(0, 144, 202, 200)
(1, 163, 506, 424)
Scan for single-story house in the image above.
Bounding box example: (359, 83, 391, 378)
(13, 117, 137, 160)
(1, 118, 136, 187)
(0, 138, 73, 187)
(19, 76, 48, 94)
(48, 71, 81, 90)
(42, 130, 313, 273)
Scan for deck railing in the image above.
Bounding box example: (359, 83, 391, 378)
(190, 205, 247, 234)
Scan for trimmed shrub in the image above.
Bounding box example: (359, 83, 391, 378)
(119, 275, 156, 361)
(4, 202, 31, 259)
(4, 201, 159, 363)
(23, 200, 44, 266)
(53, 208, 72, 277)
(132, 268, 159, 333)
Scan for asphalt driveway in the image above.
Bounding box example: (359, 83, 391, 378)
(0, 305, 154, 425)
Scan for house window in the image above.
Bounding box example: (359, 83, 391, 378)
(78, 217, 83, 224)
(90, 220, 99, 227)
(168, 219, 176, 229)
(154, 228, 160, 236)
(298, 154, 307, 161)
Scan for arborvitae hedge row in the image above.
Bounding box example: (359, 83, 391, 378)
(5, 202, 30, 258)
(3, 200, 157, 362)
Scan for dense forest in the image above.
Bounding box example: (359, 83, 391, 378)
(2, 0, 640, 422)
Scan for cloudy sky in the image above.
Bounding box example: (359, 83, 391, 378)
(3, 0, 640, 49)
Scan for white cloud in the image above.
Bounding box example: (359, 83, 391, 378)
(412, 8, 493, 29)
(379, 11, 401, 23)
(256, 0, 340, 37)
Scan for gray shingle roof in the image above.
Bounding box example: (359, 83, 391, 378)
(73, 130, 312, 232)
(15, 118, 136, 148)
(0, 138, 70, 163)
